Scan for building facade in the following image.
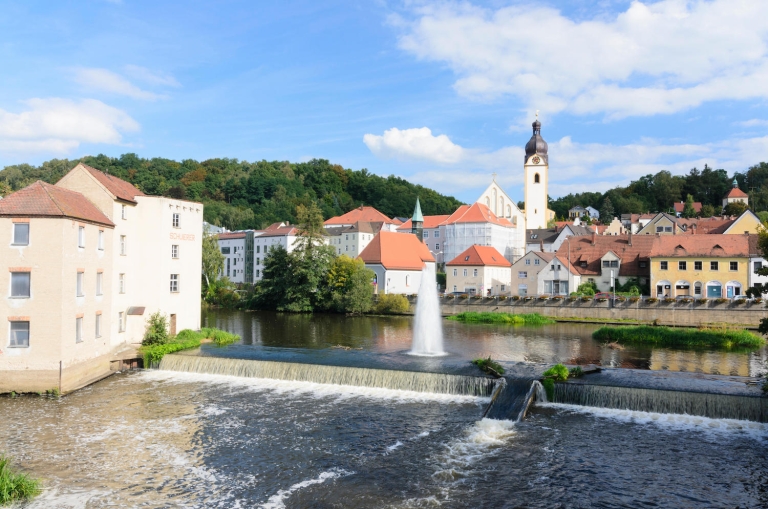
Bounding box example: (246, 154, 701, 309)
(358, 231, 435, 295)
(446, 245, 512, 296)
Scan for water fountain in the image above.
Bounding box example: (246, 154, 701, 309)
(410, 263, 445, 356)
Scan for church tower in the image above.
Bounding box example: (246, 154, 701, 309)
(523, 115, 549, 229)
(411, 197, 424, 241)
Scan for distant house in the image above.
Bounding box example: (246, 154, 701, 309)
(446, 245, 512, 296)
(510, 250, 579, 296)
(525, 224, 593, 253)
(358, 231, 435, 295)
(324, 205, 399, 232)
(326, 221, 381, 258)
(568, 205, 599, 220)
(673, 201, 702, 217)
(723, 179, 749, 209)
(586, 206, 599, 219)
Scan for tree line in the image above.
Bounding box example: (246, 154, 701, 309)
(0, 154, 464, 230)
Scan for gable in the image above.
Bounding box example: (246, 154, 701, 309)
(476, 180, 523, 220)
(724, 211, 761, 234)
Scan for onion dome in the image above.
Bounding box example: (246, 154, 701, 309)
(524, 119, 548, 165)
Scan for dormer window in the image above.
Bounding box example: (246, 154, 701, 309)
(464, 256, 470, 261)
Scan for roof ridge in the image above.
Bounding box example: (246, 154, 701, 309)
(38, 181, 68, 216)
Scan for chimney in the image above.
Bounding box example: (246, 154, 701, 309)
(591, 231, 597, 246)
(628, 230, 633, 246)
(540, 239, 544, 252)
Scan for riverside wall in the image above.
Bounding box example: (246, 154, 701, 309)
(404, 297, 768, 327)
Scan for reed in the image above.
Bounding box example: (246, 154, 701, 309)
(0, 454, 41, 505)
(447, 312, 555, 325)
(592, 325, 765, 349)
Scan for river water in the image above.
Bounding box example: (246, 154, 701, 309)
(2, 370, 767, 508)
(202, 309, 768, 377)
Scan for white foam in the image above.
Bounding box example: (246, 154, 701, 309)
(259, 469, 352, 509)
(432, 419, 516, 482)
(387, 441, 404, 452)
(139, 370, 489, 405)
(540, 402, 768, 440)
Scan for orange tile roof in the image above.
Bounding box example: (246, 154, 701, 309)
(725, 187, 748, 199)
(673, 202, 702, 213)
(446, 245, 511, 267)
(324, 206, 394, 225)
(397, 215, 451, 231)
(358, 231, 434, 270)
(561, 235, 656, 277)
(443, 202, 514, 227)
(72, 163, 145, 204)
(648, 234, 749, 257)
(0, 181, 115, 227)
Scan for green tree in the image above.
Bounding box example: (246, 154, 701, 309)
(599, 197, 614, 222)
(682, 194, 697, 218)
(723, 201, 748, 216)
(700, 204, 716, 218)
(201, 228, 225, 297)
(757, 211, 768, 224)
(325, 257, 375, 314)
(0, 179, 11, 197)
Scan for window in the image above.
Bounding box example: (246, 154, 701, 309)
(463, 269, 468, 277)
(78, 226, 85, 248)
(679, 261, 687, 270)
(256, 258, 260, 265)
(434, 231, 440, 238)
(98, 230, 104, 250)
(453, 269, 457, 276)
(221, 247, 230, 254)
(10, 272, 30, 298)
(501, 285, 506, 291)
(602, 260, 610, 268)
(119, 273, 125, 294)
(664, 226, 672, 232)
(639, 261, 647, 268)
(730, 261, 738, 271)
(256, 270, 260, 278)
(264, 246, 268, 253)
(525, 259, 531, 265)
(172, 213, 180, 228)
(694, 261, 702, 271)
(12, 223, 29, 245)
(256, 245, 260, 253)
(76, 317, 83, 343)
(534, 173, 540, 183)
(534, 259, 540, 265)
(694, 283, 702, 295)
(345, 234, 349, 240)
(95, 314, 102, 338)
(473, 269, 478, 277)
(610, 260, 618, 268)
(406, 275, 411, 286)
(76, 272, 84, 297)
(518, 271, 528, 279)
(435, 243, 440, 250)
(755, 261, 763, 273)
(711, 261, 719, 271)
(121, 204, 127, 219)
(660, 261, 668, 270)
(170, 274, 179, 292)
(9, 321, 29, 348)
(118, 312, 124, 332)
(453, 285, 457, 292)
(120, 235, 126, 255)
(172, 245, 179, 259)
(96, 272, 103, 295)
(656, 226, 664, 233)
(424, 231, 429, 238)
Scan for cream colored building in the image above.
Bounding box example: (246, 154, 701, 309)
(446, 245, 512, 296)
(0, 181, 116, 392)
(327, 221, 378, 258)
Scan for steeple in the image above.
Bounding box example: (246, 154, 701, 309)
(524, 115, 548, 164)
(733, 178, 738, 188)
(411, 197, 424, 241)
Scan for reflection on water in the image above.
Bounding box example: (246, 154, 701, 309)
(2, 371, 766, 509)
(203, 309, 768, 377)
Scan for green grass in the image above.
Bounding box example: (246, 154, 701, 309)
(542, 363, 569, 381)
(592, 325, 765, 350)
(472, 357, 505, 376)
(0, 454, 41, 505)
(448, 312, 555, 325)
(140, 328, 240, 366)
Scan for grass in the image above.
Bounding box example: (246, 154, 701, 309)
(0, 454, 41, 505)
(472, 357, 505, 376)
(592, 325, 765, 350)
(140, 328, 240, 366)
(448, 312, 555, 325)
(542, 363, 569, 381)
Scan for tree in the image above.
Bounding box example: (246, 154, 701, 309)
(700, 204, 716, 218)
(201, 227, 225, 297)
(0, 180, 11, 197)
(599, 197, 614, 222)
(723, 201, 748, 216)
(682, 194, 697, 218)
(757, 211, 768, 224)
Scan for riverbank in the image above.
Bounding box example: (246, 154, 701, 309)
(592, 325, 765, 350)
(447, 312, 554, 325)
(0, 454, 40, 505)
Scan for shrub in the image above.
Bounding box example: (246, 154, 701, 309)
(459, 294, 469, 300)
(734, 299, 746, 305)
(567, 296, 577, 302)
(569, 366, 584, 378)
(678, 298, 693, 304)
(646, 297, 658, 303)
(472, 357, 505, 376)
(542, 363, 569, 381)
(714, 298, 729, 304)
(541, 378, 555, 400)
(538, 295, 549, 300)
(580, 296, 592, 302)
(447, 312, 555, 325)
(498, 295, 507, 301)
(593, 325, 765, 350)
(663, 297, 676, 303)
(629, 296, 641, 303)
(140, 328, 241, 366)
(511, 295, 521, 301)
(524, 296, 534, 301)
(615, 296, 626, 302)
(374, 294, 410, 314)
(472, 294, 483, 300)
(0, 454, 41, 505)
(201, 327, 239, 346)
(596, 297, 608, 302)
(142, 312, 169, 346)
(753, 297, 763, 304)
(697, 298, 708, 304)
(552, 295, 563, 301)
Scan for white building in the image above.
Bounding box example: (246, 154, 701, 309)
(358, 231, 435, 294)
(446, 245, 512, 296)
(253, 223, 299, 282)
(442, 202, 520, 265)
(748, 235, 768, 291)
(326, 221, 379, 257)
(218, 232, 248, 283)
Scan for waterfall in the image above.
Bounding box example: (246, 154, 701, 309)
(410, 264, 445, 356)
(553, 384, 768, 423)
(158, 355, 496, 397)
(483, 377, 541, 421)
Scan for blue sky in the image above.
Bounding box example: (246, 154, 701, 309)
(1, 0, 767, 204)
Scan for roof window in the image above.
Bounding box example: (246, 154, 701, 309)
(464, 256, 470, 261)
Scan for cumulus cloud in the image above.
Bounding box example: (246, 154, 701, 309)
(0, 98, 139, 156)
(363, 127, 464, 163)
(72, 67, 174, 100)
(396, 0, 768, 119)
(124, 65, 181, 88)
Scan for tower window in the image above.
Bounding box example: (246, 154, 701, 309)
(534, 173, 540, 183)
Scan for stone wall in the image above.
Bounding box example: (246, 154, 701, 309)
(405, 296, 768, 327)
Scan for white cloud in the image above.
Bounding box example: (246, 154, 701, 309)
(363, 127, 464, 163)
(72, 67, 170, 100)
(396, 0, 768, 118)
(735, 119, 768, 128)
(0, 98, 139, 156)
(124, 65, 181, 88)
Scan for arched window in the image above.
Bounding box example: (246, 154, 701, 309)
(534, 173, 540, 183)
(506, 205, 511, 217)
(493, 189, 497, 214)
(499, 196, 504, 216)
(485, 197, 490, 207)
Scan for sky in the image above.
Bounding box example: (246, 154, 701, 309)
(1, 0, 767, 204)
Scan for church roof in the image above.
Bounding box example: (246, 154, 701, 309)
(524, 119, 548, 164)
(725, 187, 748, 199)
(397, 215, 451, 230)
(411, 197, 424, 222)
(358, 231, 434, 270)
(443, 202, 514, 227)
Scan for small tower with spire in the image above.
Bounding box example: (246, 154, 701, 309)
(524, 111, 549, 229)
(411, 197, 424, 241)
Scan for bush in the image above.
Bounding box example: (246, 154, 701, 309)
(447, 312, 555, 325)
(374, 294, 410, 314)
(0, 454, 41, 505)
(538, 295, 549, 300)
(629, 296, 640, 303)
(140, 328, 241, 366)
(459, 294, 469, 300)
(498, 295, 507, 301)
(734, 299, 746, 305)
(697, 298, 708, 304)
(646, 297, 658, 303)
(663, 297, 676, 303)
(142, 312, 169, 346)
(541, 378, 555, 400)
(542, 363, 569, 381)
(472, 357, 505, 376)
(593, 325, 765, 350)
(569, 366, 584, 378)
(580, 296, 592, 302)
(714, 298, 729, 304)
(201, 327, 239, 346)
(678, 298, 693, 304)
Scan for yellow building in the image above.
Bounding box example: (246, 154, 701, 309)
(649, 235, 750, 298)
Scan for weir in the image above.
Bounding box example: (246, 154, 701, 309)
(483, 377, 543, 421)
(158, 354, 497, 397)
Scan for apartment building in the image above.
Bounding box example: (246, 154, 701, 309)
(327, 221, 379, 257)
(446, 245, 512, 296)
(218, 231, 249, 283)
(253, 222, 299, 281)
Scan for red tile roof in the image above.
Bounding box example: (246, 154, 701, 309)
(324, 206, 394, 225)
(725, 187, 748, 199)
(443, 203, 514, 227)
(397, 215, 451, 231)
(648, 234, 749, 257)
(358, 231, 434, 270)
(560, 234, 655, 277)
(446, 245, 511, 267)
(71, 163, 145, 204)
(673, 202, 702, 213)
(0, 181, 115, 227)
